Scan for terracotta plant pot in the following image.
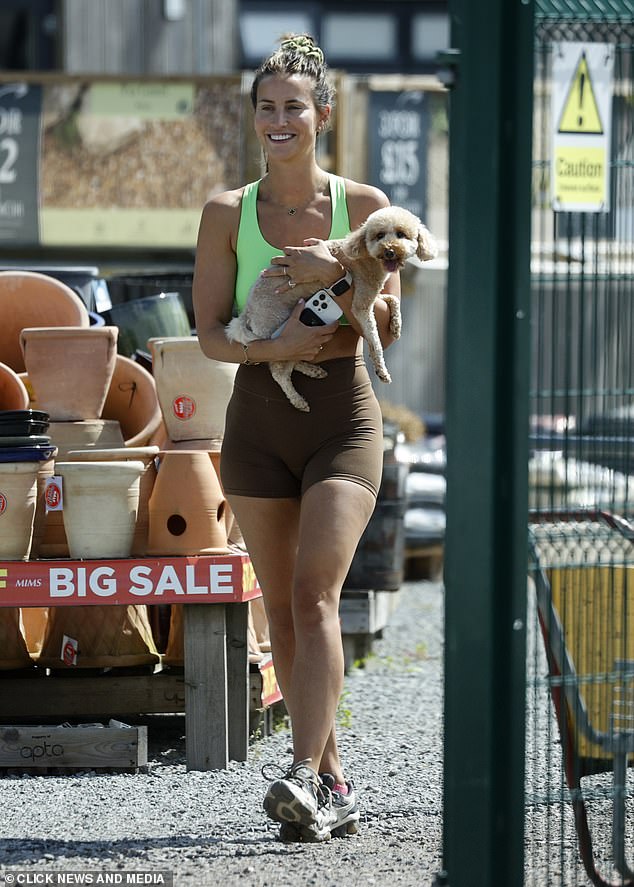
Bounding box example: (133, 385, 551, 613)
(163, 600, 264, 667)
(67, 446, 159, 556)
(35, 422, 125, 559)
(46, 419, 126, 459)
(20, 326, 119, 420)
(0, 609, 34, 670)
(147, 450, 228, 555)
(56, 460, 144, 558)
(20, 607, 49, 658)
(37, 603, 160, 669)
(0, 461, 41, 560)
(0, 271, 89, 373)
(21, 357, 161, 448)
(149, 336, 237, 442)
(101, 354, 162, 447)
(30, 456, 57, 559)
(0, 361, 29, 411)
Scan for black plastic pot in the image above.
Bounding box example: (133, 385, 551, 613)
(0, 410, 50, 436)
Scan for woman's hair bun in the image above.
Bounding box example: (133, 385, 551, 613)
(278, 34, 324, 65)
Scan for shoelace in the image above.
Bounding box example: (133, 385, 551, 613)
(315, 781, 333, 811)
(261, 758, 320, 789)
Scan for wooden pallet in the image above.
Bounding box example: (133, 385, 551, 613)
(0, 721, 147, 772)
(404, 543, 444, 582)
(339, 588, 402, 671)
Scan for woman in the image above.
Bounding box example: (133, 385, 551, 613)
(192, 33, 400, 842)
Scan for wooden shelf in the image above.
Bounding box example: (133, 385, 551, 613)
(0, 553, 278, 771)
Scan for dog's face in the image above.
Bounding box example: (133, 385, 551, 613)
(344, 207, 437, 272)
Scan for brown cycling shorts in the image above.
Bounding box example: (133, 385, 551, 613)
(220, 354, 383, 499)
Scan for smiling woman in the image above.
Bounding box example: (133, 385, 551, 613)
(192, 32, 403, 845)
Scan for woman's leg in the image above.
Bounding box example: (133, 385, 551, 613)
(226, 494, 300, 716)
(289, 478, 376, 776)
(228, 479, 375, 783)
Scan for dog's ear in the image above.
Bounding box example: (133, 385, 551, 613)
(341, 223, 369, 260)
(417, 225, 438, 262)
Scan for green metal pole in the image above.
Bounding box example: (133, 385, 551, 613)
(441, 1, 534, 886)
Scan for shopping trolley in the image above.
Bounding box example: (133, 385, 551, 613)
(529, 509, 634, 887)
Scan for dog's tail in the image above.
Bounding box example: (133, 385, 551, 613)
(225, 315, 255, 344)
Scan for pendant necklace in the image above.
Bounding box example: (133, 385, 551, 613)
(270, 176, 329, 217)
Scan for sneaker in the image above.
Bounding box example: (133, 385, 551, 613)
(320, 773, 360, 837)
(262, 759, 335, 842)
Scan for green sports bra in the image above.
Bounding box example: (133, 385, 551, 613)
(234, 173, 351, 315)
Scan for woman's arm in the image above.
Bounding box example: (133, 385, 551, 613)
(192, 192, 245, 363)
(192, 192, 336, 365)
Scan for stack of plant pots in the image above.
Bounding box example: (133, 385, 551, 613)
(16, 325, 159, 671)
(0, 407, 57, 670)
(20, 326, 124, 558)
(0, 273, 163, 672)
(146, 336, 237, 558)
(146, 335, 265, 666)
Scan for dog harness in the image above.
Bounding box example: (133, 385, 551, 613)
(234, 173, 351, 315)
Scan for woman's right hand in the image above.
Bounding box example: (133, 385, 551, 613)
(276, 300, 338, 362)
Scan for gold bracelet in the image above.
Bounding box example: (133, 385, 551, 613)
(241, 343, 258, 365)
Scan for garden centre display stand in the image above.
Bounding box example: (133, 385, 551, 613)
(0, 553, 281, 771)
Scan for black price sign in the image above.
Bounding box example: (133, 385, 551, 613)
(0, 82, 41, 244)
(368, 90, 428, 218)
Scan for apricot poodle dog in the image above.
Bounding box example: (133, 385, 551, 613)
(226, 205, 437, 411)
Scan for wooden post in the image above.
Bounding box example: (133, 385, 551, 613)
(184, 603, 228, 771)
(226, 601, 249, 762)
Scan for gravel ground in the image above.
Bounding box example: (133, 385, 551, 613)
(0, 580, 445, 887)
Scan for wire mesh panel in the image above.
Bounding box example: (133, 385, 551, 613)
(527, 7, 634, 885)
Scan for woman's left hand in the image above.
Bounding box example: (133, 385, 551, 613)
(265, 239, 342, 292)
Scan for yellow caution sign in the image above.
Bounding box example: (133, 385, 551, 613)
(551, 42, 614, 212)
(558, 51, 603, 135)
(554, 145, 607, 208)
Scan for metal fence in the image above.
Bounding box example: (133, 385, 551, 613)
(526, 8, 634, 886)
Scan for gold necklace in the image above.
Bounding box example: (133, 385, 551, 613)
(267, 176, 329, 216)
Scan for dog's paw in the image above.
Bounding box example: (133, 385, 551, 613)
(376, 368, 392, 384)
(295, 361, 327, 379)
(382, 295, 401, 340)
(289, 396, 310, 412)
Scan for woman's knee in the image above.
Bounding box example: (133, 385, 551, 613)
(292, 587, 340, 634)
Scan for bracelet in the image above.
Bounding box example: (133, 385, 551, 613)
(241, 343, 260, 366)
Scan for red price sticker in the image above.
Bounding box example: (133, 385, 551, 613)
(173, 395, 196, 420)
(62, 635, 79, 667)
(45, 477, 63, 511)
(0, 492, 7, 515)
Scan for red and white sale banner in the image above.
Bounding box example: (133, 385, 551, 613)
(0, 554, 260, 607)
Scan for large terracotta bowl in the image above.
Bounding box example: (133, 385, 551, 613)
(0, 361, 29, 411)
(0, 271, 89, 373)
